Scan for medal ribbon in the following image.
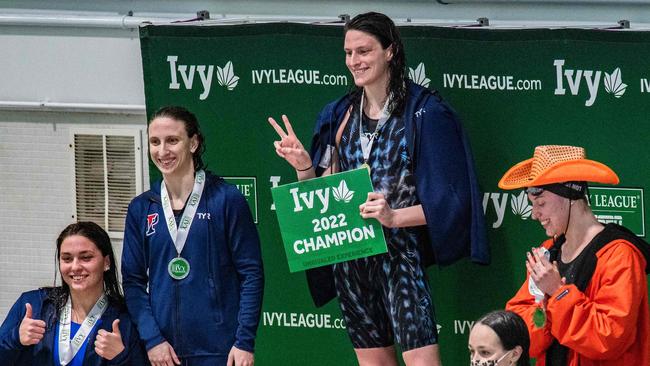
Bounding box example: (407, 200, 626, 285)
(58, 294, 108, 365)
(528, 246, 551, 327)
(358, 91, 392, 163)
(528, 246, 551, 303)
(161, 170, 205, 256)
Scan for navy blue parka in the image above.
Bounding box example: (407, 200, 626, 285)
(0, 289, 147, 365)
(121, 173, 263, 364)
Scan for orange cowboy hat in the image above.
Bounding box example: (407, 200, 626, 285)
(498, 145, 619, 190)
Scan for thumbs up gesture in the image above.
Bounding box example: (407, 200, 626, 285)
(19, 303, 46, 346)
(94, 319, 125, 360)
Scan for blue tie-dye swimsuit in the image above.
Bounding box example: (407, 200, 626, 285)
(332, 100, 438, 351)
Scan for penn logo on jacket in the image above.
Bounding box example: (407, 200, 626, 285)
(146, 213, 159, 236)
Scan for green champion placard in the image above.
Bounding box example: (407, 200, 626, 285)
(271, 168, 387, 272)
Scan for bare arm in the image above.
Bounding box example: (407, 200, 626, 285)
(360, 193, 426, 228)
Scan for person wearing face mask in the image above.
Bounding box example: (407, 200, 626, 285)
(501, 145, 650, 366)
(269, 11, 488, 366)
(121, 106, 264, 366)
(0, 222, 146, 365)
(468, 310, 530, 366)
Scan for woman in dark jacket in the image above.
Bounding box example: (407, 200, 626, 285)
(0, 221, 146, 365)
(121, 106, 263, 366)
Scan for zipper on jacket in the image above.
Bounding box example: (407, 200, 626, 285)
(174, 280, 181, 357)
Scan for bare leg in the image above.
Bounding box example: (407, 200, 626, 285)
(354, 346, 399, 366)
(402, 344, 441, 366)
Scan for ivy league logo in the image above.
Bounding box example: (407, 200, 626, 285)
(553, 59, 628, 106)
(409, 62, 431, 88)
(289, 179, 356, 214)
(167, 56, 240, 100)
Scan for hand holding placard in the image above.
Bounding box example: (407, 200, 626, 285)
(271, 168, 387, 272)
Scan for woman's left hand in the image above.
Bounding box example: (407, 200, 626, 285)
(526, 248, 565, 296)
(95, 319, 125, 360)
(227, 346, 254, 366)
(360, 192, 397, 228)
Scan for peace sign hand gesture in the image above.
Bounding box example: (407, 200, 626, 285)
(268, 115, 312, 171)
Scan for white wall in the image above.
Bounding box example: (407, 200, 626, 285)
(0, 29, 144, 106)
(0, 111, 148, 319)
(0, 10, 149, 319)
(0, 116, 73, 314)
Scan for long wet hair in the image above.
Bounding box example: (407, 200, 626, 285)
(150, 106, 206, 172)
(48, 222, 125, 314)
(473, 310, 531, 366)
(344, 12, 408, 116)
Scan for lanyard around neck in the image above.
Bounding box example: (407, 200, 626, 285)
(58, 294, 108, 365)
(161, 170, 206, 256)
(359, 91, 392, 162)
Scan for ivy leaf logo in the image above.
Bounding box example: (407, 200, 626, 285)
(510, 191, 532, 220)
(216, 61, 239, 91)
(603, 67, 627, 98)
(408, 62, 431, 88)
(332, 180, 354, 203)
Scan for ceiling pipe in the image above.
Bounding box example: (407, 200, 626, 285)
(0, 11, 346, 29)
(0, 101, 145, 115)
(0, 11, 193, 29)
(443, 0, 650, 3)
(0, 9, 647, 30)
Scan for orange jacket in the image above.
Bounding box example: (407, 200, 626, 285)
(506, 238, 650, 366)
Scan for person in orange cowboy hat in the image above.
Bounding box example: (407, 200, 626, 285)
(499, 145, 650, 366)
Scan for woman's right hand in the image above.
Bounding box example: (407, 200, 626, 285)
(147, 341, 181, 366)
(268, 115, 312, 171)
(19, 303, 46, 346)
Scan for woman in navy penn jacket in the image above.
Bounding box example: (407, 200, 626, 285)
(121, 106, 264, 366)
(0, 222, 147, 366)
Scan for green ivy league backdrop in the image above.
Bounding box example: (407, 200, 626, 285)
(139, 23, 649, 365)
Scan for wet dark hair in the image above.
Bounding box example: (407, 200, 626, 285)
(48, 222, 125, 313)
(150, 105, 206, 171)
(344, 12, 408, 115)
(473, 310, 531, 366)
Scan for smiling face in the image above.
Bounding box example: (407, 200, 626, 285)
(59, 235, 109, 297)
(344, 29, 393, 90)
(528, 190, 571, 237)
(148, 116, 198, 178)
(468, 323, 511, 365)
